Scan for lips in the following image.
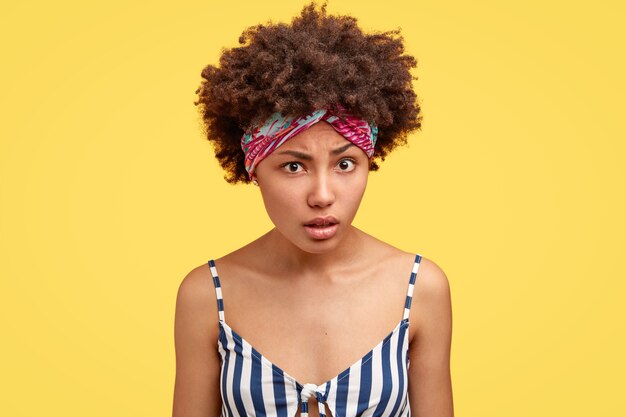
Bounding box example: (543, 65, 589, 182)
(303, 221, 339, 240)
(304, 216, 339, 227)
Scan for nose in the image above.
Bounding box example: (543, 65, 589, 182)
(307, 171, 335, 208)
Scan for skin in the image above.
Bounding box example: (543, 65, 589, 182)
(172, 122, 454, 417)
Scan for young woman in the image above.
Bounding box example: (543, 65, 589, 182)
(173, 3, 453, 417)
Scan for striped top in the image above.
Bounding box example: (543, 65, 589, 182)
(207, 253, 422, 417)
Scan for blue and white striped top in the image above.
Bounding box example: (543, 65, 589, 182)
(207, 253, 422, 417)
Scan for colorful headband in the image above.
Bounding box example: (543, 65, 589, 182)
(240, 103, 378, 179)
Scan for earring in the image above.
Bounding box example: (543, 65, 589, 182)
(252, 179, 259, 186)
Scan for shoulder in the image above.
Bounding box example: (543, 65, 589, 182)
(176, 263, 216, 311)
(174, 263, 221, 342)
(409, 255, 453, 340)
(406, 255, 454, 415)
(173, 263, 224, 416)
(415, 256, 451, 298)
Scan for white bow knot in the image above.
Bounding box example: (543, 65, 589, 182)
(300, 383, 319, 402)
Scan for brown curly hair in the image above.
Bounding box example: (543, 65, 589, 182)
(194, 1, 422, 184)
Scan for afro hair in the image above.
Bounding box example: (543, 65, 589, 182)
(194, 1, 422, 184)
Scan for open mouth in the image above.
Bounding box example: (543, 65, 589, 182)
(303, 216, 339, 227)
(303, 222, 339, 240)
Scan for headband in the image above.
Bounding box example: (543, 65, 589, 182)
(240, 103, 378, 179)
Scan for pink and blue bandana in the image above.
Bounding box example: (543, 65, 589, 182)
(241, 103, 378, 179)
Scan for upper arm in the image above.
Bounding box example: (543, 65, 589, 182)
(172, 265, 223, 417)
(408, 257, 454, 417)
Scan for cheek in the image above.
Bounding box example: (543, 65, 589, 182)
(261, 186, 301, 222)
(345, 172, 368, 201)
(347, 185, 367, 210)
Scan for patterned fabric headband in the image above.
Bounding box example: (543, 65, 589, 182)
(241, 103, 378, 180)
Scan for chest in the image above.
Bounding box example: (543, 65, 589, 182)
(217, 316, 411, 417)
(216, 264, 413, 387)
(208, 252, 421, 417)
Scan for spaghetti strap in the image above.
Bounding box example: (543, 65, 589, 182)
(207, 259, 225, 322)
(402, 253, 422, 321)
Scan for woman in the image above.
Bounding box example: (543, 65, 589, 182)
(173, 3, 454, 417)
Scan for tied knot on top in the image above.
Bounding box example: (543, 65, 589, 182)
(298, 383, 328, 417)
(300, 383, 319, 403)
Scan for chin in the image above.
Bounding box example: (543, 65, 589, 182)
(283, 234, 337, 254)
(274, 223, 347, 253)
(303, 241, 339, 253)
(300, 230, 345, 253)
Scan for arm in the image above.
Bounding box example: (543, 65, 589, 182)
(172, 266, 223, 417)
(408, 257, 454, 417)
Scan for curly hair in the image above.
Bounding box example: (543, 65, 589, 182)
(194, 1, 422, 184)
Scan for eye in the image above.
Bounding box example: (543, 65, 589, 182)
(280, 161, 304, 173)
(337, 158, 356, 172)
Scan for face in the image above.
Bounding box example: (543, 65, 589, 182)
(253, 121, 370, 253)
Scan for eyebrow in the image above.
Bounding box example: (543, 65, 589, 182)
(276, 143, 356, 160)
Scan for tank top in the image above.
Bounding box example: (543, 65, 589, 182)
(207, 253, 422, 417)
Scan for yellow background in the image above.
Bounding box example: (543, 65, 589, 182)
(1, 0, 624, 415)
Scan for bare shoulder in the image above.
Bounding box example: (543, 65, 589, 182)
(174, 262, 221, 356)
(409, 256, 453, 338)
(172, 263, 223, 417)
(176, 263, 219, 324)
(406, 255, 454, 416)
(415, 256, 452, 298)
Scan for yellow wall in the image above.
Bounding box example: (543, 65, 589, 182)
(1, 1, 624, 416)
